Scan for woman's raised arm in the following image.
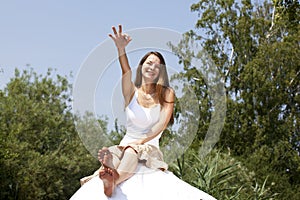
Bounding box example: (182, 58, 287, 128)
(109, 25, 135, 106)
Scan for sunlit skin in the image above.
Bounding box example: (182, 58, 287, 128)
(98, 24, 174, 197)
(141, 54, 161, 84)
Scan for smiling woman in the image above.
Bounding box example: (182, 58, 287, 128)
(70, 25, 216, 200)
(140, 54, 161, 80)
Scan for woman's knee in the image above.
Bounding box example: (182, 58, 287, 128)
(123, 146, 138, 155)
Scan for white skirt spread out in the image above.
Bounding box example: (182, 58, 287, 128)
(70, 163, 216, 200)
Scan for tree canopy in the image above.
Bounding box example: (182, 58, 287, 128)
(169, 0, 300, 199)
(0, 69, 98, 199)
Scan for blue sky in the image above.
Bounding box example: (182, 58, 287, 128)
(0, 0, 198, 85)
(0, 0, 200, 130)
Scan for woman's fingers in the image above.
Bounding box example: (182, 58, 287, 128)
(108, 25, 131, 47)
(109, 25, 123, 40)
(112, 26, 118, 35)
(118, 24, 122, 34)
(112, 25, 122, 36)
(108, 34, 115, 41)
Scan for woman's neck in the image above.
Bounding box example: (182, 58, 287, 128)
(141, 83, 156, 94)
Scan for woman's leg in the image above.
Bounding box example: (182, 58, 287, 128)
(98, 146, 122, 169)
(98, 146, 138, 196)
(98, 147, 121, 197)
(115, 147, 138, 185)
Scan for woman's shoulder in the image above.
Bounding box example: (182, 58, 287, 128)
(163, 86, 175, 102)
(164, 86, 175, 95)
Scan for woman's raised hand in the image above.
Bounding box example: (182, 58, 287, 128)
(109, 24, 132, 50)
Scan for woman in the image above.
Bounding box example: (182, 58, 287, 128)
(70, 25, 216, 200)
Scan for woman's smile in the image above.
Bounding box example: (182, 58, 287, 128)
(142, 54, 160, 81)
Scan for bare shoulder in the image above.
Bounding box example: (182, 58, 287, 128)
(164, 87, 175, 102)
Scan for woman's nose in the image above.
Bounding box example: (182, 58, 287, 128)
(149, 64, 155, 70)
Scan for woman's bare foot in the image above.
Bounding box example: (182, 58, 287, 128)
(99, 168, 115, 197)
(98, 147, 113, 167)
(98, 147, 120, 197)
(98, 147, 119, 179)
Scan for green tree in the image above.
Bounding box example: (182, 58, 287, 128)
(170, 0, 299, 198)
(0, 68, 98, 199)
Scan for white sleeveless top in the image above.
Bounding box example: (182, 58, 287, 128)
(119, 90, 162, 148)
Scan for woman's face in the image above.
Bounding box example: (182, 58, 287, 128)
(141, 54, 161, 83)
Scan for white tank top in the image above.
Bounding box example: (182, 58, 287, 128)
(119, 90, 162, 148)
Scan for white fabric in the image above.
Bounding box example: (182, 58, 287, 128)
(120, 90, 162, 148)
(70, 164, 216, 200)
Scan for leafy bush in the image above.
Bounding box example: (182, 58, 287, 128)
(169, 149, 278, 199)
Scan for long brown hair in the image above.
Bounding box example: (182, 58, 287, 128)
(134, 51, 174, 125)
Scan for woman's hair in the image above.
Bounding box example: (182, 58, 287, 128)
(134, 51, 174, 125)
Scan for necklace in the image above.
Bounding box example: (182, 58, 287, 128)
(140, 87, 157, 100)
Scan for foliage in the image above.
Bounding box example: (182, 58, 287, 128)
(0, 68, 99, 199)
(169, 149, 278, 199)
(169, 0, 299, 199)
